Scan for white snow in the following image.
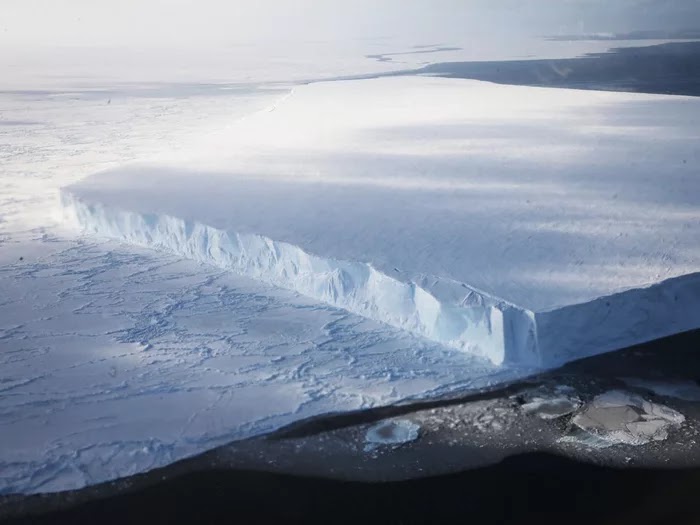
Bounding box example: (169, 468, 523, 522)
(0, 81, 530, 496)
(64, 76, 700, 367)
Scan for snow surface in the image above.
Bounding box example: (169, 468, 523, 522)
(0, 83, 529, 495)
(64, 76, 700, 367)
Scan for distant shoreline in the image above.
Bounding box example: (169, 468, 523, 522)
(324, 40, 700, 97)
(413, 40, 700, 97)
(545, 29, 700, 41)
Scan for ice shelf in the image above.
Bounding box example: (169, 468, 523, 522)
(63, 77, 700, 367)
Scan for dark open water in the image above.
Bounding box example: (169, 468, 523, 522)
(6, 452, 700, 525)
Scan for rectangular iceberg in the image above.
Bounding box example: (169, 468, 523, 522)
(63, 77, 700, 367)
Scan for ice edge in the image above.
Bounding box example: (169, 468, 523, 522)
(61, 190, 540, 366)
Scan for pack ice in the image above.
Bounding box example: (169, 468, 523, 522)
(63, 77, 700, 367)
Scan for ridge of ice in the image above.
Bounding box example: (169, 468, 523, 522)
(62, 192, 537, 366)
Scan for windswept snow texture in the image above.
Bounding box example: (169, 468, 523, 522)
(65, 77, 700, 367)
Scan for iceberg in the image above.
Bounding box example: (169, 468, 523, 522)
(63, 76, 700, 368)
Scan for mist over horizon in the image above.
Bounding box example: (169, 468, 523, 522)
(3, 0, 700, 51)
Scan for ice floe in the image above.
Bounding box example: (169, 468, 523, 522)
(64, 76, 700, 367)
(566, 391, 685, 447)
(364, 420, 421, 452)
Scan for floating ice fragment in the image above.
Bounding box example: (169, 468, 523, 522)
(558, 429, 615, 449)
(519, 385, 581, 420)
(522, 397, 581, 420)
(567, 390, 684, 446)
(472, 405, 516, 432)
(364, 419, 420, 452)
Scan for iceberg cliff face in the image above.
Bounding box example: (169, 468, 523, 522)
(535, 274, 700, 366)
(63, 192, 539, 365)
(62, 186, 700, 369)
(63, 76, 700, 368)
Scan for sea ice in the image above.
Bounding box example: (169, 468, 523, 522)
(519, 385, 581, 420)
(364, 420, 421, 452)
(0, 83, 529, 496)
(570, 390, 685, 446)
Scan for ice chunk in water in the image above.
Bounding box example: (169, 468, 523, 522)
(568, 390, 684, 446)
(364, 419, 420, 452)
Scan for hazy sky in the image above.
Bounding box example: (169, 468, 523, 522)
(3, 0, 699, 50)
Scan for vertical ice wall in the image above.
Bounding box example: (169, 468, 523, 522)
(62, 192, 542, 366)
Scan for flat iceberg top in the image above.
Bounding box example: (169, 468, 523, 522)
(68, 77, 700, 313)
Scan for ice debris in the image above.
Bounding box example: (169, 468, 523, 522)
(364, 420, 420, 453)
(472, 404, 516, 432)
(565, 390, 685, 447)
(518, 385, 581, 420)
